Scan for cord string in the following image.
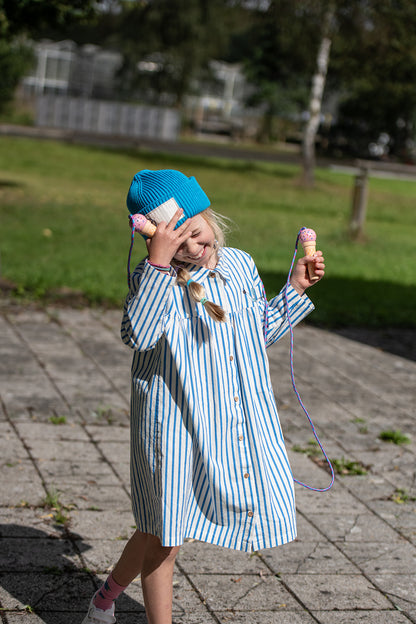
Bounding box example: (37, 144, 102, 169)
(127, 227, 135, 289)
(282, 230, 334, 492)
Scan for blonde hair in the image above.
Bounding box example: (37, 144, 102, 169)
(174, 208, 232, 323)
(200, 207, 232, 249)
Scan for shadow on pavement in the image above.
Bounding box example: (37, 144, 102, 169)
(0, 524, 145, 623)
(259, 269, 416, 362)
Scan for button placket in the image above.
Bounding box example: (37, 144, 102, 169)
(222, 282, 255, 533)
(238, 431, 254, 525)
(228, 350, 243, 443)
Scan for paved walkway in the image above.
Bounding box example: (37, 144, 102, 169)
(0, 302, 415, 624)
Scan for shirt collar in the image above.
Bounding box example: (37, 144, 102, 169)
(214, 248, 232, 282)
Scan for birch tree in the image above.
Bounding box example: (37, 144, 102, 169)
(302, 2, 335, 186)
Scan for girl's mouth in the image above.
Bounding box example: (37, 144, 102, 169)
(188, 246, 207, 263)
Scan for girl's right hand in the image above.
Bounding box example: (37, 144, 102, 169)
(146, 208, 192, 267)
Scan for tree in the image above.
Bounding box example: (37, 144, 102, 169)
(0, 0, 97, 38)
(330, 0, 416, 162)
(0, 39, 33, 113)
(231, 1, 320, 142)
(112, 0, 233, 106)
(235, 0, 416, 174)
(302, 2, 335, 186)
(0, 0, 97, 112)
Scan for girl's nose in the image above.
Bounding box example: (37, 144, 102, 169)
(184, 240, 200, 255)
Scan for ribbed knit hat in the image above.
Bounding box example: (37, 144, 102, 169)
(126, 169, 210, 225)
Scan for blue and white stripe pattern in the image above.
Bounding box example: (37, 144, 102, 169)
(121, 247, 314, 552)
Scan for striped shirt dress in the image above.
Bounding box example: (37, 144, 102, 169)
(121, 247, 314, 552)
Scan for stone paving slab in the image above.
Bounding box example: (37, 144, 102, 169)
(69, 509, 136, 541)
(260, 540, 358, 574)
(0, 572, 94, 610)
(281, 573, 392, 610)
(311, 612, 413, 624)
(1, 304, 415, 623)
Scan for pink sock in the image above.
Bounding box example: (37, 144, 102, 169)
(93, 572, 127, 611)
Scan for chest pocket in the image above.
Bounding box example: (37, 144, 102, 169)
(238, 284, 264, 312)
(164, 281, 210, 320)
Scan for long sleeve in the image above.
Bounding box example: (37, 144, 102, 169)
(245, 254, 314, 348)
(264, 283, 315, 347)
(121, 260, 176, 351)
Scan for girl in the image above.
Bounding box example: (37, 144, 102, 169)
(82, 168, 325, 624)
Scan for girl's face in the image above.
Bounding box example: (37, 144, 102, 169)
(174, 214, 217, 268)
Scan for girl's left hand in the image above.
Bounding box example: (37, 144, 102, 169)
(290, 250, 325, 295)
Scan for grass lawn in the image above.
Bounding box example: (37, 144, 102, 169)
(0, 135, 415, 328)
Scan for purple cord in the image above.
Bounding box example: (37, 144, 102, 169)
(283, 230, 334, 492)
(127, 227, 135, 289)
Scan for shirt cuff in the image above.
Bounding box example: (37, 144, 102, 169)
(283, 283, 315, 319)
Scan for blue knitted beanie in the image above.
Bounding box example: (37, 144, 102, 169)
(126, 169, 210, 225)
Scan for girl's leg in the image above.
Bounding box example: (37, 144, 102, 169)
(90, 530, 148, 615)
(112, 530, 180, 624)
(110, 529, 149, 586)
(141, 536, 180, 624)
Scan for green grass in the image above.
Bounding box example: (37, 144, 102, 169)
(49, 415, 67, 425)
(390, 488, 416, 504)
(331, 457, 368, 476)
(41, 487, 72, 526)
(292, 439, 322, 457)
(1, 136, 416, 327)
(379, 429, 411, 445)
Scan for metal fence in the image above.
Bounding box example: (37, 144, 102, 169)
(36, 95, 180, 141)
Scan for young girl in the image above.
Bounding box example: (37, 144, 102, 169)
(82, 168, 325, 624)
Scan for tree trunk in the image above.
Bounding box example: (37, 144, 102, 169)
(302, 3, 335, 187)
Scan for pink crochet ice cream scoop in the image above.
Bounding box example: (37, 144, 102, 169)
(129, 213, 157, 237)
(299, 227, 319, 281)
(299, 227, 316, 243)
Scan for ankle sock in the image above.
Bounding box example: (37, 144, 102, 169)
(93, 572, 127, 611)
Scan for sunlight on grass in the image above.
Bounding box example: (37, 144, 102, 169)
(0, 136, 415, 327)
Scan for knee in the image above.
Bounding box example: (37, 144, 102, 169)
(142, 534, 180, 570)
